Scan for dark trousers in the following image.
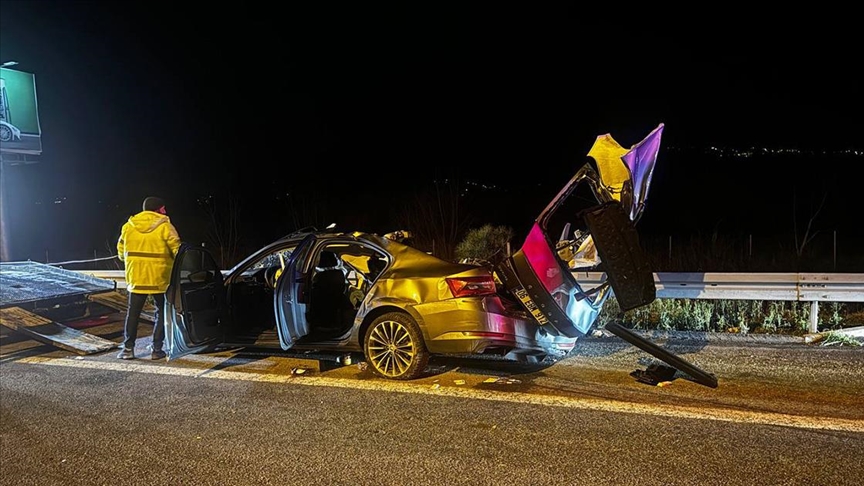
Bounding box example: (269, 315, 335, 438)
(122, 292, 166, 351)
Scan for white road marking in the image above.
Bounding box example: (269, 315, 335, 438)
(14, 355, 864, 433)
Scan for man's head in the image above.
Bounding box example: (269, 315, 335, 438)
(142, 196, 166, 214)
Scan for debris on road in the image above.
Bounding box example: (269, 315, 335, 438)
(806, 327, 863, 346)
(820, 330, 863, 347)
(630, 363, 678, 386)
(482, 377, 522, 385)
(804, 326, 864, 346)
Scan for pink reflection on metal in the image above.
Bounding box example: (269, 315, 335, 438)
(622, 123, 664, 220)
(484, 310, 514, 335)
(521, 223, 562, 294)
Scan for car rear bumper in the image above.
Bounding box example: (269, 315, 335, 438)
(414, 297, 577, 356)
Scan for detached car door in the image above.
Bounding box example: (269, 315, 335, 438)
(497, 125, 663, 338)
(274, 234, 315, 350)
(165, 245, 227, 360)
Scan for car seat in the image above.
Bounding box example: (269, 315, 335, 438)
(307, 251, 355, 332)
(367, 254, 386, 281)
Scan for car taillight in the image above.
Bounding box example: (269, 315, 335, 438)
(446, 276, 496, 298)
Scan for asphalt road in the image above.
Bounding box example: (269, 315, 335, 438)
(1, 320, 863, 485)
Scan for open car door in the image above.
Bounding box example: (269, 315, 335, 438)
(165, 245, 226, 360)
(274, 234, 315, 350)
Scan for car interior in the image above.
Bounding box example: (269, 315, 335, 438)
(300, 245, 390, 341)
(224, 242, 388, 346)
(304, 250, 355, 337)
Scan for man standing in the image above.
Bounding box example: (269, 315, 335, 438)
(116, 196, 181, 360)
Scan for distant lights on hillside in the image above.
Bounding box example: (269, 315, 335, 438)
(666, 145, 864, 159)
(432, 178, 503, 191)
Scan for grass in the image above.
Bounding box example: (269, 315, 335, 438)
(819, 331, 863, 347)
(596, 297, 864, 335)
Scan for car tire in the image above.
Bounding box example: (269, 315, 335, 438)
(0, 125, 11, 142)
(364, 311, 429, 380)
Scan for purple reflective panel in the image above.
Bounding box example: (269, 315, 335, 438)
(622, 123, 664, 220)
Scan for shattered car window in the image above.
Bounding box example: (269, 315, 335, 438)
(242, 247, 297, 274)
(544, 177, 613, 271)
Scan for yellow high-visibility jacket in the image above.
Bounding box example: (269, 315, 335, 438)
(117, 211, 181, 294)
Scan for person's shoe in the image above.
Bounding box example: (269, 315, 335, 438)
(117, 348, 135, 360)
(150, 349, 167, 360)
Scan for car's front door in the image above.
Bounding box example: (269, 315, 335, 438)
(274, 234, 315, 350)
(165, 246, 226, 360)
(497, 124, 664, 338)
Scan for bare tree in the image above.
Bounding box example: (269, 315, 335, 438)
(276, 189, 333, 233)
(104, 239, 122, 270)
(792, 186, 827, 262)
(396, 176, 476, 261)
(198, 194, 243, 267)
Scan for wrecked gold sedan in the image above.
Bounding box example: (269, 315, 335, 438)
(164, 228, 579, 380)
(164, 123, 718, 385)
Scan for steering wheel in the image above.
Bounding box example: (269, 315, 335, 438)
(263, 252, 289, 289)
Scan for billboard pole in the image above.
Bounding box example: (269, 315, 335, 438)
(0, 61, 14, 260)
(1, 61, 41, 262)
(0, 61, 11, 260)
(0, 152, 7, 261)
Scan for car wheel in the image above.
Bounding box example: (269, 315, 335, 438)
(364, 312, 429, 380)
(0, 125, 11, 142)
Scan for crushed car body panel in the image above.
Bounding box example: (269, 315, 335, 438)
(498, 124, 664, 337)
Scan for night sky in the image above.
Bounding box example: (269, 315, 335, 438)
(1, 1, 862, 266)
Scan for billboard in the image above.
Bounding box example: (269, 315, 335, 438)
(0, 67, 42, 155)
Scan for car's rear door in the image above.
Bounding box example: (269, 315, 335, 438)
(274, 234, 316, 350)
(165, 246, 227, 360)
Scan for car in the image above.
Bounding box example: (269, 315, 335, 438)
(165, 227, 583, 379)
(0, 120, 21, 142)
(165, 123, 713, 383)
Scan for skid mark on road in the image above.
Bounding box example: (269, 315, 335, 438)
(15, 356, 864, 433)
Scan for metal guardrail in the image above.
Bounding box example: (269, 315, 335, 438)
(84, 269, 864, 301)
(571, 272, 864, 303)
(574, 272, 864, 333)
(79, 270, 864, 332)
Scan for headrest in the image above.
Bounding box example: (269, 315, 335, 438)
(318, 251, 338, 268)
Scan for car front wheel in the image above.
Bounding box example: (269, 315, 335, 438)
(364, 312, 429, 380)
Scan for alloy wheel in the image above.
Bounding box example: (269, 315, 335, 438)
(366, 319, 417, 378)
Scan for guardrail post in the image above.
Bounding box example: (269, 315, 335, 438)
(809, 301, 819, 334)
